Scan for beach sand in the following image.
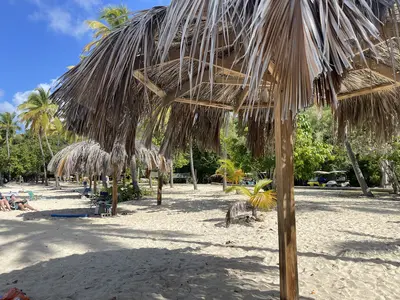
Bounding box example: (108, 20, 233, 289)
(0, 183, 399, 300)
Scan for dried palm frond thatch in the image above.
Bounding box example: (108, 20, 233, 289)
(52, 0, 400, 162)
(48, 140, 169, 177)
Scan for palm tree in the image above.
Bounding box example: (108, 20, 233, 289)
(225, 179, 277, 227)
(18, 87, 58, 186)
(216, 159, 245, 185)
(84, 5, 130, 53)
(0, 112, 21, 180)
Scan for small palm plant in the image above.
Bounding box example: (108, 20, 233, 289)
(224, 179, 277, 227)
(215, 159, 245, 184)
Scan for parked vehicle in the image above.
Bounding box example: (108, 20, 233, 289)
(307, 171, 350, 187)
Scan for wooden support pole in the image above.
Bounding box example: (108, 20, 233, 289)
(112, 166, 118, 216)
(170, 160, 174, 188)
(274, 96, 299, 300)
(157, 171, 163, 205)
(93, 174, 97, 194)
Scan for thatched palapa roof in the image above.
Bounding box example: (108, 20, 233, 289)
(52, 1, 400, 160)
(48, 140, 168, 177)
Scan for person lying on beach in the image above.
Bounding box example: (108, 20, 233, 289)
(0, 193, 11, 211)
(9, 194, 38, 211)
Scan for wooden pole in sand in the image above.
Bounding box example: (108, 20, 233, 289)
(112, 166, 118, 216)
(157, 171, 163, 205)
(93, 174, 97, 194)
(274, 95, 299, 300)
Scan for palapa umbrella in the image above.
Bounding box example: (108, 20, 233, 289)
(52, 1, 400, 299)
(48, 140, 168, 203)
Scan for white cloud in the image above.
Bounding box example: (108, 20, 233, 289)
(73, 0, 101, 11)
(0, 101, 16, 113)
(13, 91, 32, 106)
(7, 80, 56, 112)
(29, 1, 94, 39)
(0, 89, 4, 98)
(45, 8, 89, 38)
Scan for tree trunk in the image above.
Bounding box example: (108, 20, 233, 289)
(38, 133, 48, 186)
(93, 174, 97, 194)
(112, 166, 118, 216)
(122, 166, 126, 187)
(170, 160, 174, 188)
(6, 130, 11, 182)
(344, 135, 374, 197)
(157, 171, 163, 205)
(130, 156, 140, 195)
(44, 133, 61, 189)
(148, 169, 153, 189)
(222, 114, 230, 191)
(189, 139, 198, 190)
(274, 100, 299, 300)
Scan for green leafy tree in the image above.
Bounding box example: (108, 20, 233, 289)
(294, 113, 334, 181)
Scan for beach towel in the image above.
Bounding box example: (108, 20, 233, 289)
(1, 288, 30, 300)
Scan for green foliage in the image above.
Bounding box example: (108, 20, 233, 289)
(226, 179, 277, 210)
(294, 113, 334, 180)
(173, 152, 189, 169)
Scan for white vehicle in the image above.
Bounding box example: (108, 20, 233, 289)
(323, 171, 350, 187)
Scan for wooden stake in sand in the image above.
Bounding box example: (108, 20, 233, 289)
(274, 95, 299, 300)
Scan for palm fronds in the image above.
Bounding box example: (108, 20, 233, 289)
(51, 0, 400, 165)
(48, 140, 169, 177)
(225, 178, 276, 227)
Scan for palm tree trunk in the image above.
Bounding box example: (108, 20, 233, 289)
(38, 133, 48, 186)
(169, 160, 174, 188)
(130, 156, 140, 193)
(344, 134, 374, 197)
(147, 169, 153, 189)
(44, 133, 60, 189)
(222, 114, 230, 191)
(157, 171, 163, 205)
(6, 130, 11, 181)
(189, 138, 198, 190)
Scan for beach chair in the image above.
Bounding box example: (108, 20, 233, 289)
(26, 190, 41, 201)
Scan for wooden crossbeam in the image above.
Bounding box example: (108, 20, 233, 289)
(204, 77, 273, 86)
(174, 98, 234, 110)
(338, 82, 400, 100)
(174, 97, 273, 110)
(133, 70, 167, 98)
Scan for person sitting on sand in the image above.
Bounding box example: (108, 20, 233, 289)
(0, 193, 11, 211)
(9, 194, 37, 211)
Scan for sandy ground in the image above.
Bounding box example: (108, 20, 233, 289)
(0, 183, 399, 300)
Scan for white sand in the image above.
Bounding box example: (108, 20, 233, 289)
(0, 183, 399, 300)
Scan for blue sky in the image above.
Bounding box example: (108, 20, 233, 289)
(0, 0, 169, 113)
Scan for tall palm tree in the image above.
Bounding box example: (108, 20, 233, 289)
(0, 112, 21, 180)
(18, 87, 58, 186)
(84, 5, 130, 53)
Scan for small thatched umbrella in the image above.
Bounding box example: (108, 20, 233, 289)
(52, 1, 400, 298)
(48, 140, 169, 212)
